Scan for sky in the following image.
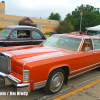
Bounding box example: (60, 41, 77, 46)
(2, 0, 100, 20)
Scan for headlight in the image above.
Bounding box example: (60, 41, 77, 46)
(23, 70, 29, 82)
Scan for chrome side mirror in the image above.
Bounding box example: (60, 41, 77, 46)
(85, 47, 90, 52)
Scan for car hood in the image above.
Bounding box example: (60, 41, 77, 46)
(3, 45, 76, 62)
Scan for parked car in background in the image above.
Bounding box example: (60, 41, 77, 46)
(71, 31, 85, 35)
(0, 34, 100, 94)
(0, 25, 46, 46)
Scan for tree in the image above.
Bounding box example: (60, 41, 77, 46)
(55, 20, 74, 34)
(64, 4, 100, 32)
(48, 12, 61, 21)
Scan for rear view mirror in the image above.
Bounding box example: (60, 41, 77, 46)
(85, 47, 90, 52)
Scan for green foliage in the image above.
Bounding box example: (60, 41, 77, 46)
(0, 28, 3, 31)
(64, 4, 100, 32)
(48, 12, 61, 21)
(44, 31, 50, 35)
(55, 20, 74, 34)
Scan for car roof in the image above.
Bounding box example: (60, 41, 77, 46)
(54, 34, 100, 39)
(5, 25, 40, 30)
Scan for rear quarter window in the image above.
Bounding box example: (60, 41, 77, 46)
(93, 39, 100, 50)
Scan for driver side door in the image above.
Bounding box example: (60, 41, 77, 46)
(78, 39, 96, 72)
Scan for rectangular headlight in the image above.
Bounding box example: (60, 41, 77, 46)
(23, 70, 29, 82)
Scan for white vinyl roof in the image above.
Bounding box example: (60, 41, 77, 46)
(86, 25, 100, 31)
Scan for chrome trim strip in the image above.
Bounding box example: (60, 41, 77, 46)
(70, 62, 100, 74)
(4, 40, 45, 43)
(69, 65, 100, 79)
(0, 72, 7, 77)
(7, 75, 21, 84)
(34, 80, 47, 90)
(1, 52, 11, 57)
(17, 83, 30, 87)
(0, 41, 4, 42)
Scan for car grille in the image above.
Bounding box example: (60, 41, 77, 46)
(0, 53, 11, 74)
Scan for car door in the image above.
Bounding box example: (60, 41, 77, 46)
(93, 39, 100, 65)
(8, 30, 32, 46)
(78, 39, 96, 72)
(31, 30, 45, 45)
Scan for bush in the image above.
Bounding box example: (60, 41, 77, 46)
(0, 28, 3, 31)
(44, 31, 50, 35)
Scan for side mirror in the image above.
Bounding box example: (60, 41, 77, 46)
(85, 47, 90, 52)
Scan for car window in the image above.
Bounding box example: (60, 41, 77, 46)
(43, 35, 82, 51)
(10, 31, 17, 38)
(11, 30, 30, 38)
(0, 29, 11, 38)
(32, 31, 42, 39)
(93, 39, 100, 50)
(81, 39, 93, 51)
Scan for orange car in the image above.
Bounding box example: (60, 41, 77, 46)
(0, 34, 100, 94)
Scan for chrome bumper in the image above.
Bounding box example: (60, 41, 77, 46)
(0, 72, 30, 92)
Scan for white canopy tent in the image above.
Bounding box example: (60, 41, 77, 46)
(86, 25, 100, 31)
(86, 25, 100, 37)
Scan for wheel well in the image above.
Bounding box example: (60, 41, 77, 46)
(61, 66, 70, 85)
(61, 66, 70, 75)
(48, 66, 70, 85)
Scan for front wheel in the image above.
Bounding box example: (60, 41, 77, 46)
(43, 68, 65, 94)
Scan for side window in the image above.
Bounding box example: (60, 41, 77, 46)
(81, 39, 93, 51)
(17, 30, 30, 38)
(32, 31, 42, 39)
(10, 31, 17, 38)
(93, 39, 100, 50)
(11, 30, 30, 38)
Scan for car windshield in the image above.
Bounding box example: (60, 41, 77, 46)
(0, 29, 11, 38)
(43, 35, 82, 51)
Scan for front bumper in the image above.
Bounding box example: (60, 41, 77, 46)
(0, 72, 30, 92)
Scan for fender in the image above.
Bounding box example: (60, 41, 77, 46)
(47, 64, 71, 80)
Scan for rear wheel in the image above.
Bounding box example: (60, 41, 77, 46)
(43, 68, 65, 94)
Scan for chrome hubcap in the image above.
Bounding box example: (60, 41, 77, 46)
(50, 72, 63, 92)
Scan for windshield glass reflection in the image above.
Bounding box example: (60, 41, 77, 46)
(43, 35, 82, 51)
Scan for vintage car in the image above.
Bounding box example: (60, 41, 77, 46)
(0, 25, 46, 46)
(0, 34, 100, 94)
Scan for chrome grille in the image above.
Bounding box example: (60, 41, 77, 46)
(0, 52, 11, 74)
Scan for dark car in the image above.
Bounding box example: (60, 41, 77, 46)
(0, 25, 46, 46)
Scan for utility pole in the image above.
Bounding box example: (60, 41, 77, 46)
(80, 11, 83, 31)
